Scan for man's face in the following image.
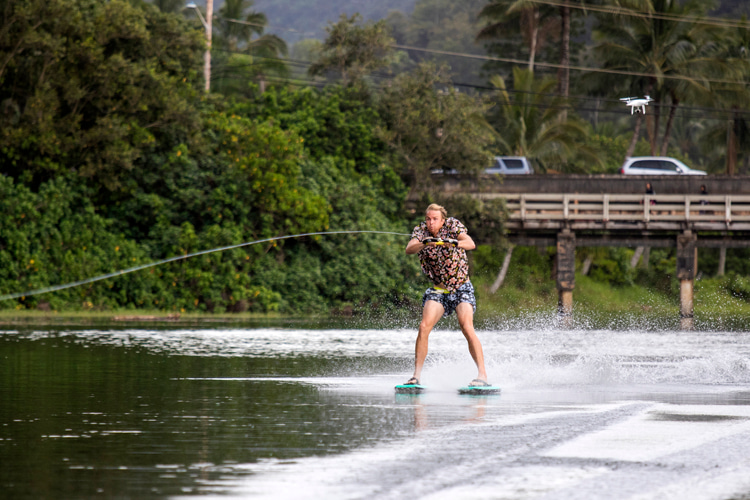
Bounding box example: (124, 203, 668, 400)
(425, 210, 445, 236)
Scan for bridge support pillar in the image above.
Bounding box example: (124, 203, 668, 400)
(556, 230, 576, 327)
(677, 231, 697, 330)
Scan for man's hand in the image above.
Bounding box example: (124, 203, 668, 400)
(421, 237, 458, 247)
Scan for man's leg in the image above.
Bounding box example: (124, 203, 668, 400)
(456, 302, 488, 382)
(412, 300, 444, 382)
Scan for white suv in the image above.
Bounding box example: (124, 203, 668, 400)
(485, 156, 534, 175)
(620, 156, 706, 175)
(432, 156, 534, 175)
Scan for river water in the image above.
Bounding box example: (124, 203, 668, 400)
(2, 319, 750, 499)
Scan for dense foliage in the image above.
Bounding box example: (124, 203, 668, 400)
(0, 0, 420, 313)
(3, 0, 750, 315)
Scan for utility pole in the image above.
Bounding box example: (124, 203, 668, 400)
(205, 0, 212, 93)
(187, 2, 212, 92)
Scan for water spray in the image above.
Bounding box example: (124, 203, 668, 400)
(0, 230, 411, 302)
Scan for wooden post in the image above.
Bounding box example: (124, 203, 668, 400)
(676, 231, 697, 330)
(679, 279, 694, 330)
(556, 230, 576, 326)
(718, 247, 726, 276)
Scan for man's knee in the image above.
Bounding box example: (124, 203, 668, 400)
(417, 321, 433, 336)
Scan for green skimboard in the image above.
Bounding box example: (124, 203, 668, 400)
(457, 385, 501, 395)
(395, 383, 501, 395)
(394, 383, 425, 394)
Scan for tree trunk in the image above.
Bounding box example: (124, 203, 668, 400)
(660, 97, 679, 156)
(528, 8, 540, 72)
(581, 254, 593, 275)
(490, 246, 514, 294)
(647, 103, 659, 155)
(205, 0, 213, 93)
(727, 107, 738, 175)
(630, 246, 644, 268)
(625, 113, 643, 158)
(718, 247, 726, 276)
(557, 2, 570, 121)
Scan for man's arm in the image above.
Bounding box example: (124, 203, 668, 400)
(457, 232, 476, 251)
(405, 238, 424, 255)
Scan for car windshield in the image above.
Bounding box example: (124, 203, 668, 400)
(504, 159, 524, 169)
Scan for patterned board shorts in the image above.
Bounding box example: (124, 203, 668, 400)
(422, 281, 477, 317)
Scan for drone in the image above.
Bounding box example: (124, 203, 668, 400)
(620, 95, 654, 114)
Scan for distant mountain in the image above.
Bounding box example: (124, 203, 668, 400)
(213, 0, 748, 47)
(249, 0, 417, 43)
(710, 0, 750, 17)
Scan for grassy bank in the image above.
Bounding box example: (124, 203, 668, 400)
(0, 309, 297, 327)
(2, 273, 750, 331)
(472, 273, 750, 330)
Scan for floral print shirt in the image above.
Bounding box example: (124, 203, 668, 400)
(411, 217, 470, 292)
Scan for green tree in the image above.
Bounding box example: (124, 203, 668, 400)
(376, 62, 497, 191)
(0, 175, 153, 311)
(489, 67, 601, 172)
(228, 86, 419, 312)
(309, 13, 394, 86)
(211, 0, 288, 95)
(0, 0, 204, 194)
(233, 85, 405, 218)
(146, 0, 185, 13)
(252, 155, 419, 313)
(90, 108, 331, 313)
(477, 0, 559, 73)
(477, 0, 590, 119)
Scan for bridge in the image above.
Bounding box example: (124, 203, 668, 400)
(431, 174, 750, 328)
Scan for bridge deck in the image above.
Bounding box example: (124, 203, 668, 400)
(478, 193, 750, 247)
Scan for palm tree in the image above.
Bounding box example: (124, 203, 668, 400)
(555, 1, 597, 99)
(477, 0, 591, 121)
(591, 0, 730, 157)
(489, 67, 601, 172)
(212, 0, 288, 94)
(697, 18, 750, 174)
(477, 0, 558, 73)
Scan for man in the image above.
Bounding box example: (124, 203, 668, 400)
(404, 203, 491, 387)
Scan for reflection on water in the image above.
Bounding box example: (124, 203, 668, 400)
(1, 324, 750, 499)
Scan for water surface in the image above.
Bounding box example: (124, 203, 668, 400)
(2, 323, 750, 499)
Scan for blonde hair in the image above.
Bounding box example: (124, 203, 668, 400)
(425, 203, 447, 219)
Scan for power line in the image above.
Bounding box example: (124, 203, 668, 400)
(393, 44, 747, 86)
(533, 0, 750, 31)
(208, 14, 319, 37)
(219, 3, 750, 33)
(207, 47, 750, 121)
(213, 16, 749, 86)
